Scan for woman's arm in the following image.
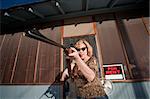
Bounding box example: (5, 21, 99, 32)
(75, 57, 95, 82)
(69, 47, 95, 82)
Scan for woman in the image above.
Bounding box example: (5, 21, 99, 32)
(60, 39, 108, 99)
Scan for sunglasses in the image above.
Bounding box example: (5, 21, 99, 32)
(76, 47, 87, 52)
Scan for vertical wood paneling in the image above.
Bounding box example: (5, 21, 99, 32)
(1, 19, 147, 84)
(96, 21, 126, 64)
(50, 27, 61, 81)
(0, 35, 5, 83)
(0, 35, 5, 49)
(142, 17, 150, 35)
(12, 35, 38, 83)
(36, 27, 61, 83)
(123, 18, 149, 78)
(96, 20, 130, 79)
(37, 43, 55, 83)
(34, 41, 40, 83)
(55, 27, 61, 77)
(0, 33, 21, 83)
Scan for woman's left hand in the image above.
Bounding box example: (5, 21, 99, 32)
(68, 47, 80, 59)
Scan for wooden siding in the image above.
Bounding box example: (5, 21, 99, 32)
(123, 18, 149, 78)
(142, 17, 150, 35)
(95, 16, 149, 80)
(0, 16, 149, 83)
(96, 20, 127, 64)
(1, 33, 22, 83)
(0, 27, 62, 84)
(95, 20, 131, 79)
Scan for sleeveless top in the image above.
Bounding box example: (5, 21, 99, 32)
(69, 56, 106, 98)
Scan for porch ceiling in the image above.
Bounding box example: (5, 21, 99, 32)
(0, 0, 148, 34)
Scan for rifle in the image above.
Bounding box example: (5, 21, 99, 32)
(24, 28, 66, 50)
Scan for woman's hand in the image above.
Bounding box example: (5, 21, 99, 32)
(68, 47, 80, 59)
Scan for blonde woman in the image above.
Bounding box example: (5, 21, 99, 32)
(60, 39, 108, 99)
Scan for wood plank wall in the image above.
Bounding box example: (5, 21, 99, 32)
(0, 16, 149, 84)
(95, 16, 149, 80)
(95, 20, 131, 79)
(0, 27, 62, 84)
(123, 18, 149, 78)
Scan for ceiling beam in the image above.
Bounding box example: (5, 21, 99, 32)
(1, 3, 148, 33)
(136, 0, 144, 3)
(10, 3, 147, 26)
(0, 21, 9, 25)
(86, 0, 89, 11)
(43, 3, 147, 22)
(82, 0, 89, 11)
(28, 7, 44, 18)
(107, 0, 120, 8)
(55, 2, 65, 15)
(4, 12, 26, 22)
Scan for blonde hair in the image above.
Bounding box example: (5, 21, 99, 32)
(74, 39, 93, 57)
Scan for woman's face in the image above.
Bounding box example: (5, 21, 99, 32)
(75, 43, 88, 60)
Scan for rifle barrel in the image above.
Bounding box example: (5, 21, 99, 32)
(24, 30, 66, 50)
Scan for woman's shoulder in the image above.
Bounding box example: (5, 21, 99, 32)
(87, 56, 97, 65)
(89, 56, 97, 62)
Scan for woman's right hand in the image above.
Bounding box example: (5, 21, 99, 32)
(60, 68, 69, 81)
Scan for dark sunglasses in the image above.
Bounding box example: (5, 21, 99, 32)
(76, 47, 87, 52)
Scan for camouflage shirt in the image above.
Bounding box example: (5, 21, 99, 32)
(70, 56, 106, 98)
